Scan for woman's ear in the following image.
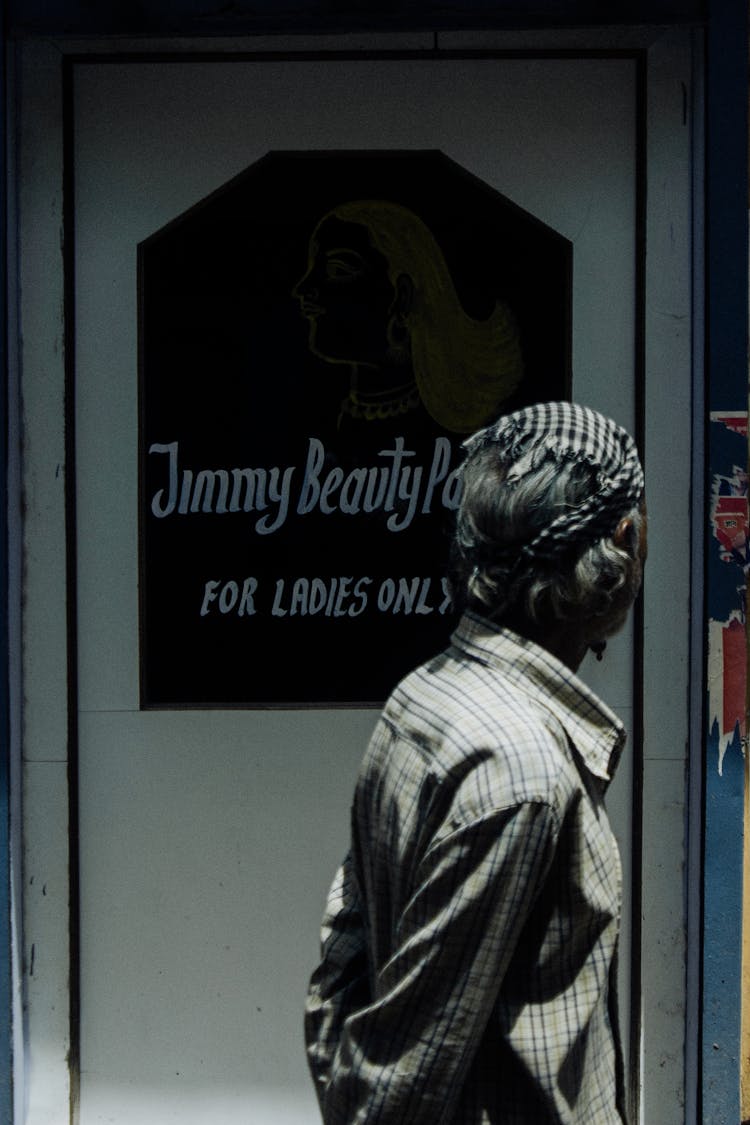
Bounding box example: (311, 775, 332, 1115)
(614, 503, 648, 563)
(394, 273, 414, 318)
(613, 515, 638, 557)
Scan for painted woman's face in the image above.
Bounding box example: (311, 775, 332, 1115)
(293, 216, 396, 367)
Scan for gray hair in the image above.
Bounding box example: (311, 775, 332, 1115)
(449, 445, 643, 633)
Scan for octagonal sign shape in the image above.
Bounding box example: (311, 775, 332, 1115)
(139, 150, 571, 707)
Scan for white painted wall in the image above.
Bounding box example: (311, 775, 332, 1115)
(16, 30, 695, 1125)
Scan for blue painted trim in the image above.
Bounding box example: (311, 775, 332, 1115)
(703, 727, 745, 1122)
(702, 0, 748, 1122)
(0, 17, 14, 1125)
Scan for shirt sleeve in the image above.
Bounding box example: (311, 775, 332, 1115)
(320, 800, 559, 1125)
(305, 851, 371, 1111)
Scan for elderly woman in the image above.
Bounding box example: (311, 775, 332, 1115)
(306, 402, 646, 1125)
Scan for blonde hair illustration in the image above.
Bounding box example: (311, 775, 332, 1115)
(330, 199, 524, 433)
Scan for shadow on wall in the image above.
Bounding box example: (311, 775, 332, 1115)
(79, 1080, 318, 1124)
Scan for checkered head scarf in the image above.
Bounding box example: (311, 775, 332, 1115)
(462, 401, 645, 565)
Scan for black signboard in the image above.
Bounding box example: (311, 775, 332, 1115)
(139, 151, 571, 706)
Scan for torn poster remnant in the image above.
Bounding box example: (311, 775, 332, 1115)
(708, 411, 748, 771)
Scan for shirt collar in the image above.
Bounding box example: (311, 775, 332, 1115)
(450, 612, 627, 784)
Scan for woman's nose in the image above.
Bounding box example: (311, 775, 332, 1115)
(293, 270, 315, 299)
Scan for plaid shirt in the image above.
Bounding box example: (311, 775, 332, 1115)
(306, 612, 628, 1124)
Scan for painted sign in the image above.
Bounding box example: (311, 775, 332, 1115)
(139, 151, 571, 706)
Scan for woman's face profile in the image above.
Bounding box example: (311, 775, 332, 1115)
(293, 216, 397, 368)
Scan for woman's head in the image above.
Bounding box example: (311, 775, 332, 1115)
(294, 200, 524, 432)
(450, 402, 646, 640)
(292, 214, 398, 368)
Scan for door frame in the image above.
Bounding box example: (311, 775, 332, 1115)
(5, 6, 747, 1123)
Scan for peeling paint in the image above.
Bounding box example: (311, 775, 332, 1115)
(708, 411, 748, 773)
(715, 409, 746, 434)
(708, 614, 747, 773)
